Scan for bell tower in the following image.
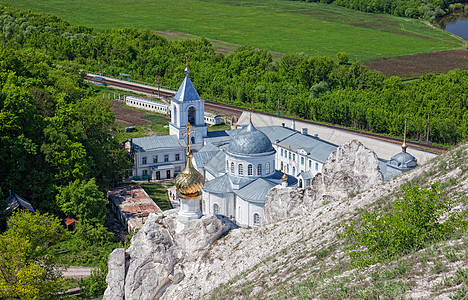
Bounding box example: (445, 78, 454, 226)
(169, 66, 207, 150)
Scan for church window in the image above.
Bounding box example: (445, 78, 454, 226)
(164, 155, 169, 162)
(315, 163, 319, 171)
(175, 153, 180, 161)
(238, 164, 243, 176)
(191, 136, 195, 144)
(153, 156, 158, 163)
(288, 152, 291, 159)
(253, 213, 260, 226)
(257, 164, 262, 176)
(142, 157, 147, 165)
(231, 162, 235, 174)
(280, 161, 283, 170)
(301, 157, 304, 165)
(266, 162, 270, 174)
(213, 203, 219, 215)
(281, 148, 283, 156)
(248, 164, 253, 175)
(227, 160, 229, 170)
(309, 160, 312, 168)
(188, 106, 196, 124)
(287, 165, 289, 174)
(293, 167, 296, 175)
(174, 107, 177, 124)
(293, 153, 296, 161)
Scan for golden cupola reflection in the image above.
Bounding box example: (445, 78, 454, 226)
(175, 123, 205, 199)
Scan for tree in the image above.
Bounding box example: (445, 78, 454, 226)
(56, 178, 107, 224)
(336, 51, 349, 65)
(0, 210, 65, 299)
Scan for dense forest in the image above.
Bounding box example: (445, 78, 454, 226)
(1, 3, 466, 145)
(0, 3, 466, 146)
(291, 0, 468, 20)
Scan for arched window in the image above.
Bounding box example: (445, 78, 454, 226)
(188, 106, 196, 124)
(213, 203, 219, 215)
(231, 162, 235, 174)
(257, 164, 262, 176)
(266, 162, 270, 174)
(248, 164, 253, 175)
(238, 164, 243, 176)
(174, 106, 177, 124)
(281, 161, 283, 170)
(226, 160, 229, 170)
(293, 167, 296, 175)
(191, 136, 195, 144)
(253, 213, 260, 226)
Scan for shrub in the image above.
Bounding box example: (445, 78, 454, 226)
(345, 183, 467, 267)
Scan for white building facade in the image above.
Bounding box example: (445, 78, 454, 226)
(169, 68, 207, 150)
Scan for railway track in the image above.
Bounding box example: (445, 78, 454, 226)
(85, 74, 447, 154)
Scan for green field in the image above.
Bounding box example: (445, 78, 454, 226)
(4, 0, 463, 61)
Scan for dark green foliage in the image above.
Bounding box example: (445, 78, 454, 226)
(291, 0, 457, 20)
(345, 183, 467, 267)
(56, 178, 107, 224)
(0, 4, 467, 145)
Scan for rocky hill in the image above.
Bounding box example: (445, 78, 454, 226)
(104, 141, 468, 299)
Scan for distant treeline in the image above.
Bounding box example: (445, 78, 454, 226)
(290, 0, 468, 20)
(1, 3, 467, 145)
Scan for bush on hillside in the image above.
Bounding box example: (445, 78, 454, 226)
(345, 183, 467, 267)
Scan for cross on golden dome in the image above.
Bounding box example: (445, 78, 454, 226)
(183, 123, 195, 155)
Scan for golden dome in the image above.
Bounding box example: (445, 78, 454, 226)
(175, 153, 205, 199)
(402, 141, 408, 152)
(282, 169, 288, 182)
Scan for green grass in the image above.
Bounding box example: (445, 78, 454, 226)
(112, 112, 170, 143)
(207, 123, 231, 132)
(120, 181, 173, 211)
(4, 0, 463, 61)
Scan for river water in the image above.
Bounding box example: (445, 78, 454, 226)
(436, 10, 468, 41)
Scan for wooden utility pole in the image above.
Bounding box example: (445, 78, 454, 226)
(426, 112, 431, 144)
(158, 73, 160, 99)
(277, 88, 281, 115)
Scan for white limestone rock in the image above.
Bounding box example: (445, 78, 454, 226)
(264, 140, 384, 224)
(264, 186, 304, 225)
(103, 212, 231, 300)
(102, 248, 126, 300)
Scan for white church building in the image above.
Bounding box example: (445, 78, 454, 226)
(125, 67, 417, 227)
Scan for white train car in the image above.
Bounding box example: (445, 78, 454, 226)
(204, 112, 223, 126)
(126, 96, 170, 115)
(126, 96, 223, 125)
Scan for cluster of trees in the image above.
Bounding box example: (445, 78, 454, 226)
(0, 46, 127, 298)
(0, 47, 129, 214)
(290, 0, 466, 20)
(1, 3, 467, 145)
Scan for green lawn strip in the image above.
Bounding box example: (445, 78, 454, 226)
(4, 0, 462, 61)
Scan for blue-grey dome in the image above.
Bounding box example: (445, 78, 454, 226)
(226, 123, 274, 155)
(390, 150, 417, 170)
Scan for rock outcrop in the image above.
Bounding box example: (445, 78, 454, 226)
(103, 210, 232, 300)
(264, 140, 384, 224)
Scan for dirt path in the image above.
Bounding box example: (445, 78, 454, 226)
(62, 266, 97, 278)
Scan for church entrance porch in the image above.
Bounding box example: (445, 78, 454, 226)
(151, 165, 175, 180)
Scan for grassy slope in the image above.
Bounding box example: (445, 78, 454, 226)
(206, 143, 468, 299)
(4, 0, 463, 61)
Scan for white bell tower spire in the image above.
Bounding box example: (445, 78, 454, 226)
(169, 60, 207, 150)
